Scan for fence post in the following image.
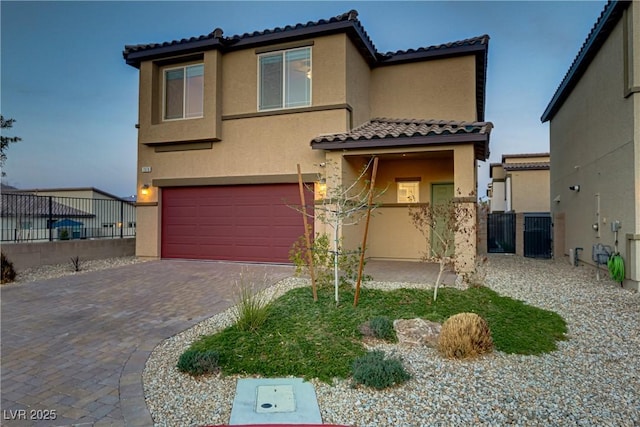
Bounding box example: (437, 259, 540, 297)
(119, 201, 124, 239)
(48, 196, 53, 241)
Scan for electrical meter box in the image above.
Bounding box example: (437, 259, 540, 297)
(611, 221, 621, 232)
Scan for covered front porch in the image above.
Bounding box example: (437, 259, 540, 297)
(311, 118, 492, 273)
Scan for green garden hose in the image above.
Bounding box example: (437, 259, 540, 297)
(608, 253, 625, 284)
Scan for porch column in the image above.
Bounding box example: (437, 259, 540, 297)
(453, 146, 477, 273)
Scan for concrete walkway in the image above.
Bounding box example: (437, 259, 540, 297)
(0, 259, 451, 427)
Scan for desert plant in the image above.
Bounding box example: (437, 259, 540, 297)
(352, 350, 411, 389)
(70, 256, 82, 272)
(368, 316, 396, 342)
(1, 252, 17, 284)
(176, 349, 220, 376)
(437, 312, 493, 359)
(232, 273, 271, 332)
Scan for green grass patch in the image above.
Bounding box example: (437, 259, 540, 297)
(186, 285, 566, 382)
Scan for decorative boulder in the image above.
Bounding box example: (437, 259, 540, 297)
(393, 318, 442, 347)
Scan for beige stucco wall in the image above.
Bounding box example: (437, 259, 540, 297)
(510, 169, 550, 213)
(366, 155, 454, 260)
(370, 56, 477, 121)
(345, 38, 371, 128)
(549, 9, 639, 287)
(138, 51, 222, 145)
(503, 155, 548, 164)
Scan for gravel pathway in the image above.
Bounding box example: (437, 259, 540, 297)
(143, 255, 640, 426)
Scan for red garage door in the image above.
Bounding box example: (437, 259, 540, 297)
(161, 184, 311, 263)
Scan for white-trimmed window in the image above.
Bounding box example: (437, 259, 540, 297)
(164, 64, 204, 120)
(397, 181, 420, 203)
(258, 47, 311, 111)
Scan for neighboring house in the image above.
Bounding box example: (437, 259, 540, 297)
(541, 0, 639, 289)
(123, 10, 492, 271)
(1, 192, 93, 241)
(488, 153, 550, 213)
(1, 187, 136, 241)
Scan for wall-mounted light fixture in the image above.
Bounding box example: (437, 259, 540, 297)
(141, 184, 150, 196)
(315, 178, 327, 200)
(569, 185, 580, 192)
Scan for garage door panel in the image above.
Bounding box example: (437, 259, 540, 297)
(162, 184, 312, 262)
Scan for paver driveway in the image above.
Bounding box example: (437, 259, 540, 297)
(1, 260, 293, 427)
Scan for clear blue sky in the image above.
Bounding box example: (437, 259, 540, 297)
(1, 1, 606, 198)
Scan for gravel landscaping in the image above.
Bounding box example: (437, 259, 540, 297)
(8, 256, 149, 284)
(143, 254, 639, 426)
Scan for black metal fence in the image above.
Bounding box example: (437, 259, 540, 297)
(487, 212, 516, 253)
(1, 193, 136, 242)
(524, 213, 552, 258)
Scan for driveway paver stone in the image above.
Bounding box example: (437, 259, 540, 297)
(1, 260, 293, 426)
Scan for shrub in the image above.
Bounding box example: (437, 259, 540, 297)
(438, 312, 493, 359)
(1, 253, 17, 284)
(289, 232, 372, 287)
(70, 256, 82, 272)
(233, 273, 271, 332)
(176, 349, 220, 376)
(369, 316, 396, 342)
(352, 350, 411, 389)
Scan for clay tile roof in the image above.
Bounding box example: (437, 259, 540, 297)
(502, 162, 550, 171)
(312, 118, 493, 143)
(311, 118, 493, 160)
(379, 34, 489, 62)
(123, 10, 373, 62)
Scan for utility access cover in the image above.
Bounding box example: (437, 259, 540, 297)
(256, 385, 295, 413)
(229, 378, 322, 425)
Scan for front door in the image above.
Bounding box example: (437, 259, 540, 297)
(431, 183, 455, 257)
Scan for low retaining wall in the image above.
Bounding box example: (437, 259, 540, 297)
(1, 238, 136, 270)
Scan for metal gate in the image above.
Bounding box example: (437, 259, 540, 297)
(487, 213, 515, 253)
(524, 214, 552, 258)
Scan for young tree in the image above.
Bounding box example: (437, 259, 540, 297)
(1, 115, 22, 177)
(408, 190, 476, 301)
(292, 157, 384, 304)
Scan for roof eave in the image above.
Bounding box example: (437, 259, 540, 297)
(124, 38, 222, 68)
(311, 133, 490, 160)
(541, 1, 630, 122)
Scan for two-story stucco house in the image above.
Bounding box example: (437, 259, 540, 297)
(123, 10, 492, 271)
(541, 0, 639, 289)
(488, 153, 550, 213)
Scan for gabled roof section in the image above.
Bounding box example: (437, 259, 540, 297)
(541, 1, 631, 122)
(123, 11, 490, 120)
(311, 118, 492, 160)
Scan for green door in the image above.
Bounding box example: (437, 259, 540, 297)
(431, 183, 455, 257)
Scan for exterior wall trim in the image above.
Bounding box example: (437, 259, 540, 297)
(222, 103, 353, 121)
(153, 173, 318, 188)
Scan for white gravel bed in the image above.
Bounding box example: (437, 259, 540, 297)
(9, 256, 149, 284)
(143, 255, 640, 426)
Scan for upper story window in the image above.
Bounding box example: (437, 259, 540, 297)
(164, 64, 204, 120)
(258, 47, 311, 111)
